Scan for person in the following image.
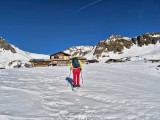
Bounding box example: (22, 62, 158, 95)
(70, 56, 82, 87)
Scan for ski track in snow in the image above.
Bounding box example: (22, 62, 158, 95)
(0, 62, 160, 120)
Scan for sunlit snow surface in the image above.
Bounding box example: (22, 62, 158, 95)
(0, 62, 160, 120)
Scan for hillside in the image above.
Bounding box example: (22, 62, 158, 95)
(0, 37, 49, 68)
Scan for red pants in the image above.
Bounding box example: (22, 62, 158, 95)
(72, 68, 81, 85)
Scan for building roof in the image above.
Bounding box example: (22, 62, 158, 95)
(50, 51, 71, 56)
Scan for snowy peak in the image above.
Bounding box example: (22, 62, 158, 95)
(107, 34, 130, 41)
(103, 34, 131, 43)
(64, 46, 94, 57)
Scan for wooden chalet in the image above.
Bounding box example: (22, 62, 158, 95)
(50, 52, 88, 66)
(50, 52, 71, 66)
(29, 59, 51, 67)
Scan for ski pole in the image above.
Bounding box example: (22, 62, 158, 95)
(69, 70, 71, 78)
(67, 70, 71, 86)
(81, 71, 84, 88)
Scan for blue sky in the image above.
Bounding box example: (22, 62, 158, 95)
(0, 0, 160, 54)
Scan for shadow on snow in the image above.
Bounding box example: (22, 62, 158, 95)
(65, 77, 73, 86)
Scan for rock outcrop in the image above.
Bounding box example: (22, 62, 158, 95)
(0, 37, 16, 53)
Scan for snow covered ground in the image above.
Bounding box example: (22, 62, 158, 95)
(0, 62, 160, 120)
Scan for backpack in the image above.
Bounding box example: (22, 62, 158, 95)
(72, 57, 80, 68)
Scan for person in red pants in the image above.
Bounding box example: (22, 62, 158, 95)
(70, 56, 82, 87)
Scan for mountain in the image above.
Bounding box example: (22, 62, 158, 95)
(0, 37, 49, 68)
(94, 32, 160, 62)
(64, 32, 160, 62)
(1, 32, 160, 68)
(64, 46, 94, 57)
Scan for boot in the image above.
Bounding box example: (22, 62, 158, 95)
(72, 84, 77, 88)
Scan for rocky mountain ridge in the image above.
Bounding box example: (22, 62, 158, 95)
(93, 32, 160, 58)
(65, 32, 160, 61)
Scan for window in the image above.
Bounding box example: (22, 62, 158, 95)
(54, 55, 59, 59)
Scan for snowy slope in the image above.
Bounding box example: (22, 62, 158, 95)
(98, 42, 160, 62)
(12, 45, 49, 60)
(0, 62, 160, 119)
(0, 46, 48, 62)
(0, 44, 49, 68)
(85, 46, 97, 60)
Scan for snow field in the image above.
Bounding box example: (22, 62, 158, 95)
(0, 62, 160, 120)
